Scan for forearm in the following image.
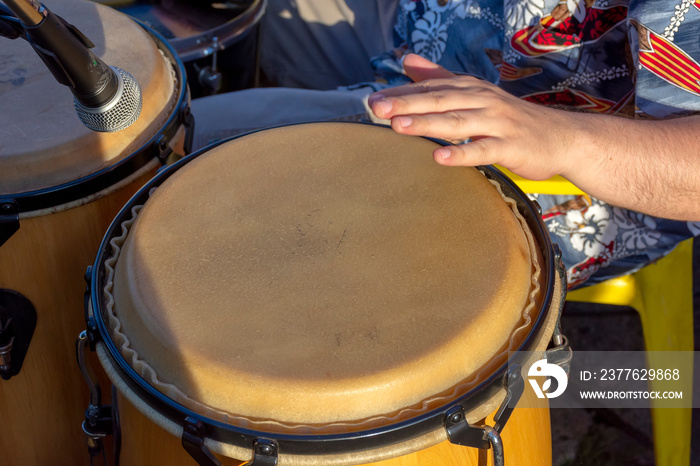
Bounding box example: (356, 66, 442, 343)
(564, 113, 700, 220)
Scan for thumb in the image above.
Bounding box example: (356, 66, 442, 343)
(402, 53, 456, 82)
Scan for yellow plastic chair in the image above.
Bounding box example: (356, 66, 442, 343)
(498, 167, 694, 466)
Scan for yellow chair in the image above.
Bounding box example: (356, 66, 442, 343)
(498, 167, 694, 466)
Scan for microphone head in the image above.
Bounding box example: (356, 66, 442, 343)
(73, 67, 142, 132)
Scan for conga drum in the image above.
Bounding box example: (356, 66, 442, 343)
(94, 0, 266, 97)
(83, 123, 567, 466)
(0, 0, 189, 464)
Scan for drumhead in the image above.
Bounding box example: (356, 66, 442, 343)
(0, 0, 180, 195)
(100, 123, 546, 434)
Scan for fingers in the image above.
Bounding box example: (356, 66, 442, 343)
(388, 107, 501, 143)
(371, 86, 495, 120)
(369, 77, 477, 105)
(364, 55, 564, 178)
(432, 139, 502, 168)
(434, 138, 566, 182)
(368, 54, 505, 122)
(402, 53, 456, 81)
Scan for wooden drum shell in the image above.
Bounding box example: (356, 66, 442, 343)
(0, 168, 158, 466)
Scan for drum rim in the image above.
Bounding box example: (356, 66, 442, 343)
(0, 19, 189, 215)
(87, 121, 558, 457)
(160, 0, 266, 62)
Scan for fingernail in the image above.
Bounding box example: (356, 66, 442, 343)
(368, 93, 384, 106)
(375, 99, 393, 116)
(435, 147, 451, 160)
(395, 116, 412, 128)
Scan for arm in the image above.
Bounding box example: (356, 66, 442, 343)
(369, 54, 700, 221)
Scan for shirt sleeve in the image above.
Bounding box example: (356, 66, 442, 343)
(628, 0, 700, 117)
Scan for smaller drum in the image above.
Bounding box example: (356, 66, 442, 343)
(96, 0, 266, 97)
(0, 0, 189, 464)
(84, 123, 566, 466)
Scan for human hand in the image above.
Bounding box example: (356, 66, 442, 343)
(368, 54, 585, 181)
(370, 54, 700, 220)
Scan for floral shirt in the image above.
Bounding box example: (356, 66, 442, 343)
(373, 0, 700, 287)
(379, 0, 700, 116)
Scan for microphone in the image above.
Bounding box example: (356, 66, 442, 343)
(2, 0, 142, 132)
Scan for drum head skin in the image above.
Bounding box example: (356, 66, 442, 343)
(105, 123, 542, 431)
(0, 0, 177, 194)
